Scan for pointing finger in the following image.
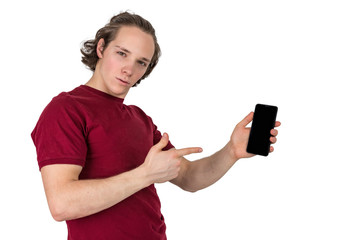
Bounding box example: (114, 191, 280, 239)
(176, 147, 203, 157)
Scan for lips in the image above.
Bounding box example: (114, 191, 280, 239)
(116, 77, 130, 85)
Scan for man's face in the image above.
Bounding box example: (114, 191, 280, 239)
(95, 26, 155, 98)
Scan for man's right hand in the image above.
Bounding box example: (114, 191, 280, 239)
(141, 133, 202, 184)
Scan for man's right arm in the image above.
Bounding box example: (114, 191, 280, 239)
(41, 133, 201, 222)
(41, 163, 150, 221)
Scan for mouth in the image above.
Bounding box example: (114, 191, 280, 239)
(116, 77, 130, 85)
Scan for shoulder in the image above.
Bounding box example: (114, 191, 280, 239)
(42, 93, 78, 116)
(36, 88, 88, 128)
(126, 104, 156, 126)
(127, 104, 152, 120)
(48, 92, 76, 108)
(47, 85, 93, 113)
(32, 88, 87, 143)
(127, 104, 146, 115)
(50, 86, 87, 108)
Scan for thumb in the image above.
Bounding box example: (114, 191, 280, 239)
(155, 132, 169, 150)
(239, 111, 254, 127)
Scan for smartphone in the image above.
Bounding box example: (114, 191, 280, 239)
(246, 104, 278, 156)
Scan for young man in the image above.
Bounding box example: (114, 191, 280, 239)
(32, 12, 280, 240)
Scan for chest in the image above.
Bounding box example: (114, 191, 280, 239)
(80, 106, 154, 178)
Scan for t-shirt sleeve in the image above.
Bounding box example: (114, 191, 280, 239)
(31, 94, 87, 170)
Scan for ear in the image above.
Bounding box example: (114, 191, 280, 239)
(96, 38, 105, 58)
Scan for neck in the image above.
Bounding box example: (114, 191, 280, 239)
(85, 71, 129, 99)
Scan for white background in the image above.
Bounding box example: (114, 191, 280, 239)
(1, 0, 359, 239)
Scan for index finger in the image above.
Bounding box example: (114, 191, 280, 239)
(176, 147, 203, 157)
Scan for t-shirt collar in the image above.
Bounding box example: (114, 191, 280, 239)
(80, 85, 125, 104)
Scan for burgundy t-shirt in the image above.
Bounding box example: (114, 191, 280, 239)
(31, 85, 174, 240)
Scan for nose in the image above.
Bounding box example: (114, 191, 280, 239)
(121, 60, 135, 77)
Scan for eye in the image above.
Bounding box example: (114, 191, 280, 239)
(117, 51, 126, 57)
(137, 61, 147, 67)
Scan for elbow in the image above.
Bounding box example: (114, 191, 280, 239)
(176, 179, 202, 193)
(180, 184, 200, 193)
(52, 214, 65, 222)
(187, 189, 198, 193)
(52, 212, 66, 222)
(48, 200, 68, 222)
(185, 186, 199, 193)
(50, 208, 66, 222)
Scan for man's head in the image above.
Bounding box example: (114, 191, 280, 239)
(81, 12, 161, 87)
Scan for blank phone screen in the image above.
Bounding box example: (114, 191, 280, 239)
(246, 104, 278, 156)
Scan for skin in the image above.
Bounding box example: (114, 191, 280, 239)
(41, 26, 281, 221)
(86, 26, 154, 98)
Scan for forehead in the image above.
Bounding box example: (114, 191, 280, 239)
(111, 26, 155, 60)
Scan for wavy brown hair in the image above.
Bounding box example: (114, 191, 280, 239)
(81, 12, 161, 86)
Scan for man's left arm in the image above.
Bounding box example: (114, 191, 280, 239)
(170, 112, 281, 192)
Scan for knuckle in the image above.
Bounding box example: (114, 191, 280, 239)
(169, 150, 178, 159)
(151, 145, 159, 152)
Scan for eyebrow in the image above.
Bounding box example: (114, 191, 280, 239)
(115, 45, 151, 63)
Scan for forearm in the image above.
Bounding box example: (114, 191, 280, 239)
(175, 141, 238, 192)
(47, 167, 150, 221)
(44, 133, 202, 222)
